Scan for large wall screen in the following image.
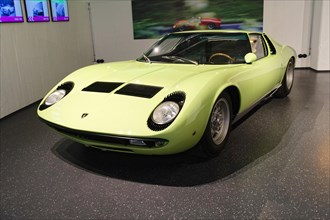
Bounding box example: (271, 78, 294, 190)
(132, 0, 264, 39)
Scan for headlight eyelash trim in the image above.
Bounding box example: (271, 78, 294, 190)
(147, 91, 186, 131)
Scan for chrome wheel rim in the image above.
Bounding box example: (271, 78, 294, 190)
(210, 98, 230, 145)
(286, 61, 294, 90)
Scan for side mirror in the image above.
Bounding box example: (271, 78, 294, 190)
(244, 53, 257, 64)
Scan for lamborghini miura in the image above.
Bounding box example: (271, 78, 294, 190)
(38, 30, 296, 157)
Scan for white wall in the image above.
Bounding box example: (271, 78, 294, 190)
(90, 0, 155, 62)
(0, 1, 94, 118)
(264, 0, 329, 71)
(310, 0, 330, 71)
(263, 0, 313, 68)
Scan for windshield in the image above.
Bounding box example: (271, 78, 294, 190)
(137, 32, 252, 65)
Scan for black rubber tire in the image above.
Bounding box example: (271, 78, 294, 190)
(274, 58, 295, 98)
(207, 23, 216, 29)
(199, 92, 233, 157)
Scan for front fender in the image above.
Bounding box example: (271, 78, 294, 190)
(169, 69, 239, 142)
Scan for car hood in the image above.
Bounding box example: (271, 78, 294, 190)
(68, 61, 205, 88)
(38, 61, 240, 136)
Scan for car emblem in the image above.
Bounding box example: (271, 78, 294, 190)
(81, 113, 89, 118)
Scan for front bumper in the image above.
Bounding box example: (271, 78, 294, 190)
(42, 119, 171, 152)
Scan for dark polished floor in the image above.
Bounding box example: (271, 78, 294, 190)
(0, 69, 329, 219)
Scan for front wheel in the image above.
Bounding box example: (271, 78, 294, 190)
(199, 92, 233, 157)
(274, 58, 295, 98)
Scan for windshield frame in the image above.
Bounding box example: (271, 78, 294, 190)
(137, 32, 253, 65)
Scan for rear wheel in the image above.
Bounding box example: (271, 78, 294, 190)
(274, 58, 295, 98)
(200, 92, 232, 157)
(179, 26, 187, 31)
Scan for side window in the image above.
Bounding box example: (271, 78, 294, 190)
(249, 34, 268, 59)
(263, 34, 277, 54)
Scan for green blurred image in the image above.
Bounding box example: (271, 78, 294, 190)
(132, 0, 263, 39)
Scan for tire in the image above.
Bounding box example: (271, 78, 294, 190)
(207, 23, 216, 29)
(274, 58, 295, 98)
(200, 92, 233, 157)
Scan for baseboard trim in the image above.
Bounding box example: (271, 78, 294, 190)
(295, 67, 330, 73)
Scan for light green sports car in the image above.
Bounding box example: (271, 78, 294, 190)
(38, 30, 296, 157)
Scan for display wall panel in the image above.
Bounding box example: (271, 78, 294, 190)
(132, 0, 264, 39)
(24, 0, 50, 22)
(0, 0, 24, 23)
(50, 0, 69, 21)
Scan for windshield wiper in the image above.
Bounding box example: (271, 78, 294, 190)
(161, 56, 198, 65)
(143, 53, 152, 64)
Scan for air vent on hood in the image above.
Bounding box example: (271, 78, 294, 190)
(82, 82, 123, 93)
(115, 84, 163, 98)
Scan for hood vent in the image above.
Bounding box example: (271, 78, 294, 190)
(115, 84, 163, 98)
(82, 82, 123, 93)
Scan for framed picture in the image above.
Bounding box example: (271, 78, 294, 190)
(0, 0, 24, 23)
(50, 0, 69, 22)
(24, 0, 50, 22)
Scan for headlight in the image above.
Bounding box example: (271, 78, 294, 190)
(152, 101, 180, 125)
(45, 89, 66, 106)
(148, 91, 186, 131)
(39, 82, 74, 111)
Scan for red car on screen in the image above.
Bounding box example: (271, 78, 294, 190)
(173, 17, 221, 31)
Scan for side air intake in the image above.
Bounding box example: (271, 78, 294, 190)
(115, 84, 163, 98)
(82, 82, 123, 93)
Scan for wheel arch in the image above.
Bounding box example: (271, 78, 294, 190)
(291, 56, 296, 65)
(221, 86, 241, 118)
(197, 85, 240, 157)
(282, 56, 296, 81)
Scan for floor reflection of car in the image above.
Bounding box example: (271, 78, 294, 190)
(1, 5, 15, 16)
(173, 17, 221, 31)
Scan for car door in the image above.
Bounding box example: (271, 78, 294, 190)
(234, 33, 283, 112)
